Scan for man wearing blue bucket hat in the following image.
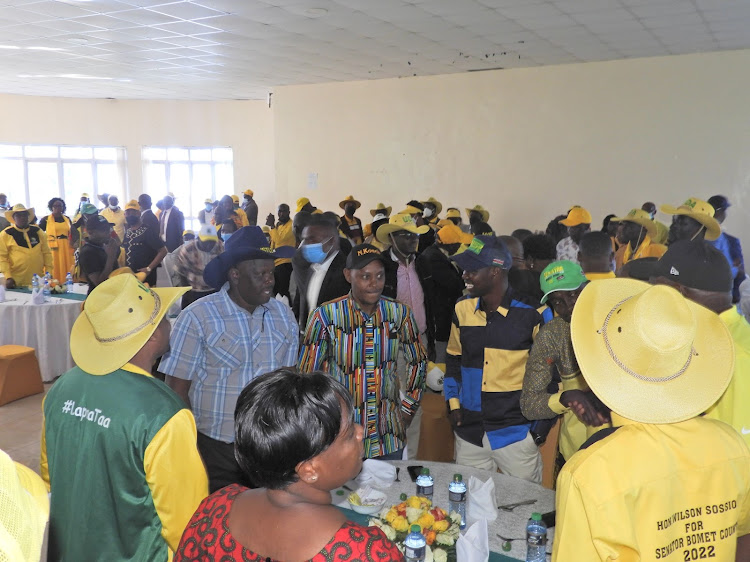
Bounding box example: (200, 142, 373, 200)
(161, 226, 299, 492)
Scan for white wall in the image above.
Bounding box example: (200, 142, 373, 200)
(273, 49, 750, 245)
(0, 95, 275, 219)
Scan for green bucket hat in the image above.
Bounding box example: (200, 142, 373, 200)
(540, 260, 587, 304)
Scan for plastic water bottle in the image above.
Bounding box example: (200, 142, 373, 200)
(31, 274, 39, 292)
(42, 277, 50, 299)
(65, 272, 73, 293)
(525, 513, 547, 562)
(415, 468, 433, 503)
(404, 525, 426, 562)
(448, 473, 467, 529)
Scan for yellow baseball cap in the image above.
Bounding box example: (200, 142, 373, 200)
(559, 206, 592, 226)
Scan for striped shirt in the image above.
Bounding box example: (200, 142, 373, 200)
(298, 294, 427, 457)
(159, 284, 299, 443)
(445, 288, 553, 450)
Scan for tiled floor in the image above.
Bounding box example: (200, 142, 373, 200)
(0, 383, 51, 475)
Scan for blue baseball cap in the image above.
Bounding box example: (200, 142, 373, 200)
(451, 235, 512, 273)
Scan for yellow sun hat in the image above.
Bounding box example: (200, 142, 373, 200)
(659, 197, 721, 241)
(71, 274, 188, 375)
(422, 197, 443, 215)
(570, 279, 734, 424)
(4, 204, 34, 224)
(370, 203, 392, 217)
(610, 208, 657, 239)
(376, 213, 429, 244)
(465, 205, 490, 223)
(339, 195, 361, 210)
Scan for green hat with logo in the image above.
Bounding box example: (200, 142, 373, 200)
(540, 260, 587, 304)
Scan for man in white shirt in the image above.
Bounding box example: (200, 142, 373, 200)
(291, 215, 350, 331)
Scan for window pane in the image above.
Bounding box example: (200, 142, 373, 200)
(94, 147, 117, 160)
(0, 160, 25, 205)
(168, 163, 190, 205)
(212, 148, 232, 162)
(60, 147, 92, 160)
(63, 163, 94, 209)
(145, 162, 167, 200)
(0, 145, 22, 158)
(167, 148, 189, 161)
(25, 145, 58, 159)
(27, 162, 60, 214)
(215, 163, 234, 196)
(189, 218, 201, 232)
(97, 163, 122, 203)
(190, 163, 213, 219)
(190, 148, 212, 161)
(143, 147, 166, 161)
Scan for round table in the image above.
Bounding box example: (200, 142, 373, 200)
(0, 288, 84, 382)
(332, 459, 556, 561)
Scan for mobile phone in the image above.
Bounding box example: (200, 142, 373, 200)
(541, 510, 556, 528)
(407, 465, 424, 482)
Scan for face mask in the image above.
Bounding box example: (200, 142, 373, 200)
(205, 204, 213, 211)
(110, 204, 118, 210)
(221, 232, 233, 242)
(423, 208, 434, 219)
(125, 215, 139, 226)
(301, 238, 331, 264)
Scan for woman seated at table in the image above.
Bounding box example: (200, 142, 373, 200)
(174, 369, 404, 562)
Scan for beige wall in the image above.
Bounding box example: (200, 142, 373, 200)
(0, 95, 274, 218)
(274, 49, 750, 245)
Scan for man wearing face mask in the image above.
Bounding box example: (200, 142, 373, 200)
(291, 215, 350, 332)
(338, 196, 364, 246)
(242, 189, 258, 226)
(198, 199, 215, 226)
(421, 197, 442, 229)
(100, 195, 126, 243)
(122, 200, 166, 286)
(266, 204, 295, 301)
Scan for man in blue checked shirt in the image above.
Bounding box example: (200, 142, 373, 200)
(161, 226, 299, 493)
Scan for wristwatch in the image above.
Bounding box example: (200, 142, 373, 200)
(145, 266, 152, 273)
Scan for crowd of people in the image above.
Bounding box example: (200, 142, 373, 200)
(3, 189, 750, 562)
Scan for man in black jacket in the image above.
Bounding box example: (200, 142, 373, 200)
(292, 215, 350, 332)
(417, 223, 469, 362)
(158, 195, 185, 253)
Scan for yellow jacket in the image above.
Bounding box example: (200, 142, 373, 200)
(0, 225, 53, 286)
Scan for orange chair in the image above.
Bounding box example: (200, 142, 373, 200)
(0, 345, 43, 406)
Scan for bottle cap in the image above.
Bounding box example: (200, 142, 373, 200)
(453, 473, 462, 481)
(421, 468, 430, 475)
(531, 513, 542, 521)
(411, 525, 420, 532)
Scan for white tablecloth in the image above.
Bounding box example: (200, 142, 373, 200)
(0, 290, 83, 382)
(332, 460, 556, 560)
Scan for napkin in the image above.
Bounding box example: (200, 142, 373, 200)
(31, 288, 45, 305)
(456, 518, 489, 562)
(275, 293, 290, 307)
(466, 476, 497, 526)
(355, 458, 396, 488)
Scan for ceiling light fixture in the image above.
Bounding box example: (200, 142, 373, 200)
(284, 6, 328, 17)
(67, 37, 90, 45)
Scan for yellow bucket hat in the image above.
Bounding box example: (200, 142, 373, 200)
(570, 280, 734, 424)
(370, 203, 392, 217)
(376, 213, 429, 244)
(610, 208, 657, 239)
(124, 199, 139, 211)
(4, 204, 34, 224)
(296, 197, 311, 213)
(465, 205, 490, 223)
(339, 195, 361, 210)
(70, 274, 188, 375)
(660, 197, 721, 241)
(422, 197, 443, 215)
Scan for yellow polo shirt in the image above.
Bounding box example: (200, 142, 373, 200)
(0, 225, 53, 286)
(704, 307, 750, 447)
(553, 414, 750, 561)
(585, 271, 616, 281)
(269, 220, 294, 266)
